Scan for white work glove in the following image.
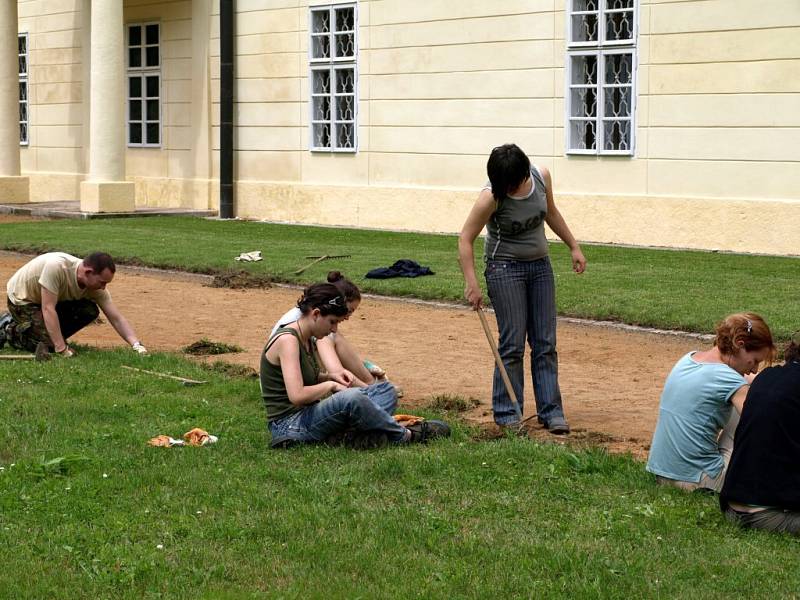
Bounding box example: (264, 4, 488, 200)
(132, 341, 148, 355)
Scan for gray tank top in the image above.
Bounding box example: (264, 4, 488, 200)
(484, 166, 549, 261)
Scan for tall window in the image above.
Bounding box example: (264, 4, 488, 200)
(19, 33, 28, 146)
(308, 4, 357, 152)
(126, 22, 161, 147)
(566, 0, 637, 155)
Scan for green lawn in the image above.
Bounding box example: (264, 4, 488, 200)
(1, 216, 799, 338)
(2, 349, 800, 598)
(2, 217, 800, 597)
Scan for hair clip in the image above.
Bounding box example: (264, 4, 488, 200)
(327, 296, 343, 307)
(745, 319, 753, 334)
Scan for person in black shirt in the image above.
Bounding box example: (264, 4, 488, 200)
(720, 333, 800, 534)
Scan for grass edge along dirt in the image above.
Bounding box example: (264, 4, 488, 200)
(1, 216, 798, 339)
(2, 348, 800, 597)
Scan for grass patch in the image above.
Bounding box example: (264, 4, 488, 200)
(426, 393, 482, 413)
(182, 339, 243, 356)
(1, 217, 800, 338)
(2, 347, 800, 597)
(199, 360, 259, 379)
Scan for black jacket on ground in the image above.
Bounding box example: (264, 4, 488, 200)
(720, 361, 800, 511)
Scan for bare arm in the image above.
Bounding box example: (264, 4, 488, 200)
(40, 286, 68, 353)
(269, 334, 345, 406)
(540, 166, 586, 274)
(315, 335, 364, 387)
(458, 189, 496, 309)
(730, 384, 749, 414)
(98, 298, 140, 347)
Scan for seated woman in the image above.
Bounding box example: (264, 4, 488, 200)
(646, 313, 776, 492)
(262, 282, 449, 448)
(720, 334, 800, 535)
(272, 271, 386, 388)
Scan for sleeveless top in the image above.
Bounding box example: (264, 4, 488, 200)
(484, 166, 549, 261)
(260, 327, 320, 423)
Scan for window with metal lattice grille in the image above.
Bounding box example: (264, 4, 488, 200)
(566, 0, 637, 155)
(309, 4, 357, 152)
(19, 33, 28, 146)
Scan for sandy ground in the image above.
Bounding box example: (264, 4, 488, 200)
(0, 239, 711, 457)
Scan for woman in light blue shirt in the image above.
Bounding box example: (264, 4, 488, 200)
(646, 313, 776, 492)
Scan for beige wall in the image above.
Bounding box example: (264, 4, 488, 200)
(16, 0, 800, 255)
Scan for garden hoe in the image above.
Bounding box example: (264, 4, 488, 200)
(477, 308, 526, 433)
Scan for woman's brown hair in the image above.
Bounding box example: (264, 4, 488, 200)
(714, 312, 776, 363)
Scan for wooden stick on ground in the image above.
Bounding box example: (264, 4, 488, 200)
(294, 255, 329, 275)
(0, 354, 36, 360)
(121, 365, 207, 386)
(477, 309, 524, 424)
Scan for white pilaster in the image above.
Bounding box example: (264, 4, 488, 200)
(80, 0, 134, 212)
(0, 1, 29, 203)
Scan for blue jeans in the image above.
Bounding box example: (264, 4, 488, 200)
(269, 381, 404, 444)
(484, 257, 564, 425)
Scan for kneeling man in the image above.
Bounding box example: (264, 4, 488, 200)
(0, 252, 147, 357)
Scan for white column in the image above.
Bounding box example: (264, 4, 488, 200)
(0, 1, 29, 203)
(80, 0, 134, 212)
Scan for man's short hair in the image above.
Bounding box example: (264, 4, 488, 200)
(84, 252, 116, 274)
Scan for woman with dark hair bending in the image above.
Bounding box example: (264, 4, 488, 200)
(720, 333, 800, 535)
(647, 313, 776, 492)
(458, 143, 586, 433)
(271, 271, 385, 388)
(262, 283, 449, 448)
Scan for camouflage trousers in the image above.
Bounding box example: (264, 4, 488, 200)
(5, 298, 99, 352)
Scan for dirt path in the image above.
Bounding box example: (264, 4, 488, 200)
(0, 247, 705, 458)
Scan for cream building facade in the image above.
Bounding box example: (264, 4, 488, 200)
(6, 0, 800, 255)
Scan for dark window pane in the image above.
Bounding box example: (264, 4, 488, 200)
(129, 122, 142, 144)
(128, 25, 141, 46)
(18, 56, 26, 75)
(146, 123, 159, 145)
(19, 82, 27, 102)
(146, 24, 159, 45)
(129, 77, 141, 98)
(18, 35, 26, 55)
(19, 101, 27, 122)
(19, 123, 27, 144)
(145, 46, 159, 67)
(129, 100, 142, 121)
(129, 47, 141, 68)
(146, 76, 159, 98)
(146, 99, 159, 121)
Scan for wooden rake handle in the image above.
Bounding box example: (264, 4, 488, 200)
(477, 308, 523, 422)
(294, 255, 329, 275)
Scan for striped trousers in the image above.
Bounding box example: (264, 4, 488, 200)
(484, 256, 565, 426)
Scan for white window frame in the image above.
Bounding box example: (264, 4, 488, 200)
(19, 32, 28, 146)
(565, 0, 638, 156)
(126, 21, 162, 148)
(308, 3, 358, 153)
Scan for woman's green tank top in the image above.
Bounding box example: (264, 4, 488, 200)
(260, 326, 320, 423)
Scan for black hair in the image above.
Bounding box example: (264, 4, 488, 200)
(327, 271, 361, 303)
(296, 283, 348, 317)
(486, 143, 531, 202)
(84, 252, 116, 274)
(785, 332, 800, 363)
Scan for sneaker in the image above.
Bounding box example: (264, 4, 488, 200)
(544, 416, 570, 435)
(406, 419, 451, 443)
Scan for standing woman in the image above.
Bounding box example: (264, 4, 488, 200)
(458, 144, 586, 433)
